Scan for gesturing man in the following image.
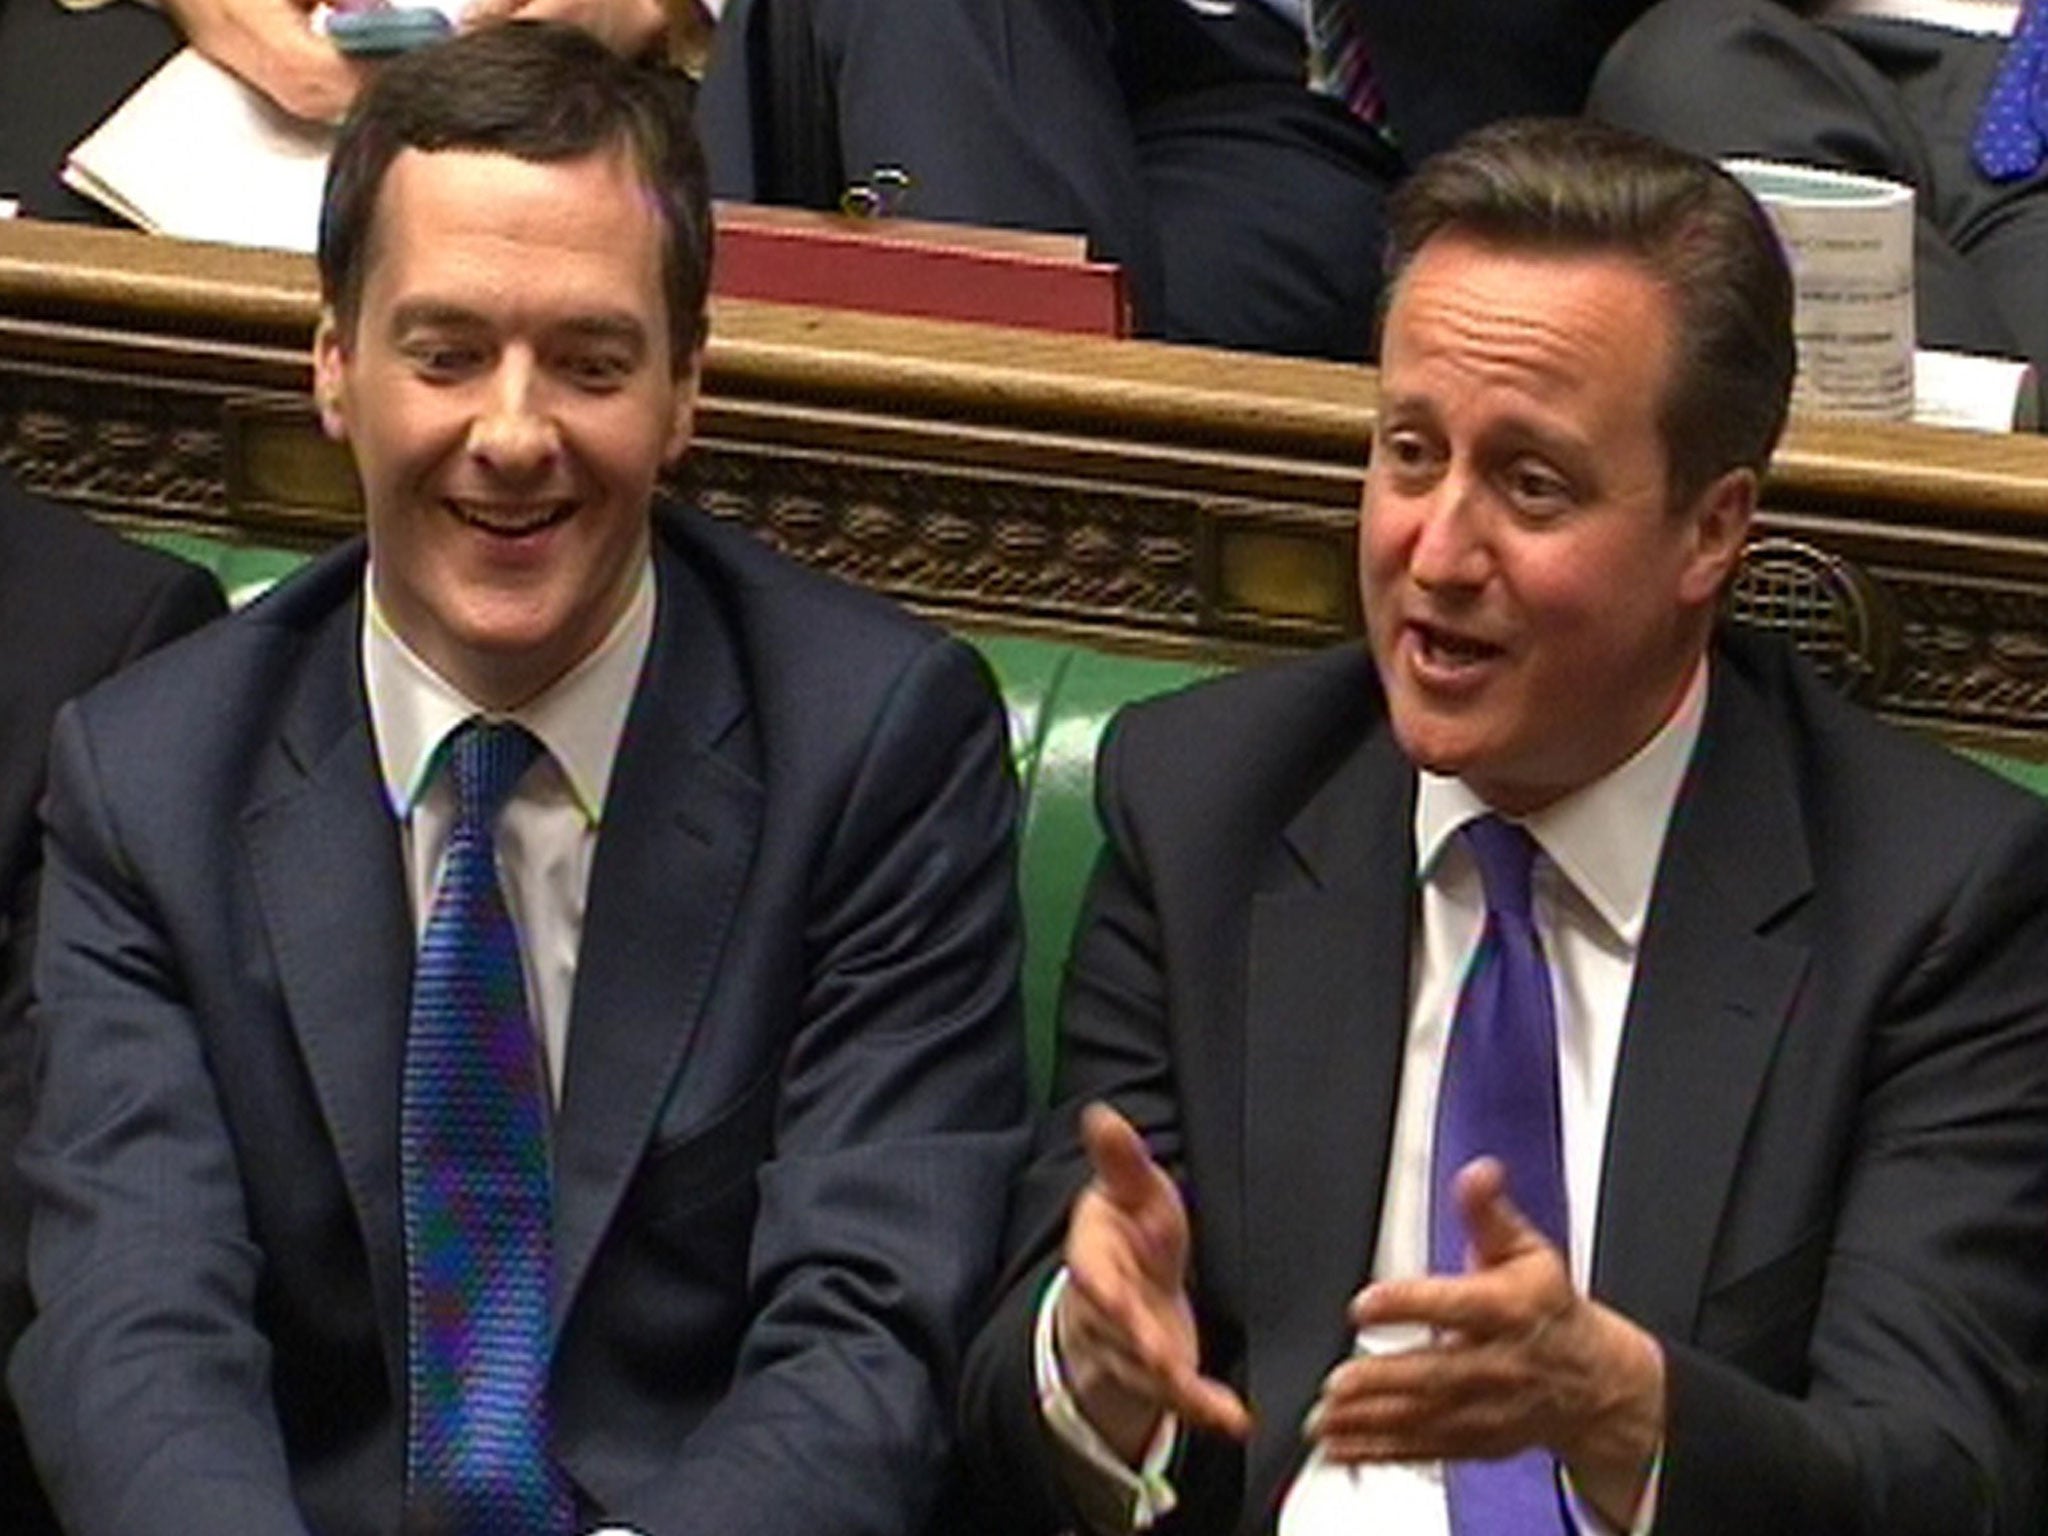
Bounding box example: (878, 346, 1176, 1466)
(12, 23, 1027, 1536)
(961, 117, 2048, 1535)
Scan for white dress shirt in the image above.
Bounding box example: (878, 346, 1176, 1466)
(363, 563, 654, 1101)
(361, 558, 655, 1536)
(1038, 659, 1711, 1536)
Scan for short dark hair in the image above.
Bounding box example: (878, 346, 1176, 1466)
(318, 21, 712, 367)
(1382, 117, 1794, 509)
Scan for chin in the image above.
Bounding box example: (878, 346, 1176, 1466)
(1387, 710, 1482, 782)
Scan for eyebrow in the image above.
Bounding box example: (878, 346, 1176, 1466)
(388, 300, 488, 336)
(386, 304, 650, 352)
(552, 315, 650, 353)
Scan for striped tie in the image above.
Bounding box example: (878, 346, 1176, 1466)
(400, 719, 572, 1535)
(1306, 0, 1385, 127)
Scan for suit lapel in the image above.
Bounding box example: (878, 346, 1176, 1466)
(1591, 654, 1814, 1337)
(241, 594, 416, 1394)
(1242, 724, 1416, 1522)
(550, 542, 761, 1331)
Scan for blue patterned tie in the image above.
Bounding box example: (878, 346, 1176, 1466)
(1430, 816, 1568, 1535)
(1972, 0, 2048, 181)
(401, 719, 572, 1536)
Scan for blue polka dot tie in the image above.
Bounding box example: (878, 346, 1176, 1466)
(401, 719, 572, 1535)
(1972, 0, 2048, 182)
(1430, 816, 1569, 1535)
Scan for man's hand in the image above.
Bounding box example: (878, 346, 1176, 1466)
(162, 0, 367, 123)
(1309, 1158, 1665, 1528)
(463, 0, 667, 61)
(1054, 1103, 1252, 1465)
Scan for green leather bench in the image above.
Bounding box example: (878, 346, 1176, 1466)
(123, 527, 2048, 1100)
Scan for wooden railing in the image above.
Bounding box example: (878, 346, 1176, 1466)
(9, 217, 2048, 754)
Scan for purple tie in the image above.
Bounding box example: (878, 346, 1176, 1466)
(1972, 0, 2048, 182)
(1430, 815, 1568, 1535)
(401, 720, 573, 1535)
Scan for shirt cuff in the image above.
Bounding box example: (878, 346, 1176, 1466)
(1033, 1267, 1180, 1532)
(1558, 1442, 1663, 1536)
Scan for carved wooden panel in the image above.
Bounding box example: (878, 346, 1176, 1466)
(11, 217, 2048, 750)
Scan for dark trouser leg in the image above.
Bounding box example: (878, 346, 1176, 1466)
(1134, 82, 1394, 360)
(1116, 0, 1397, 360)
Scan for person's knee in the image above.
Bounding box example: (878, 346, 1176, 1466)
(1589, 0, 1796, 131)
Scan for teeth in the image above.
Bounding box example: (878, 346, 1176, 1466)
(1419, 625, 1494, 662)
(450, 501, 571, 536)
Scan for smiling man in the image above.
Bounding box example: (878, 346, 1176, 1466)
(960, 117, 2048, 1536)
(10, 24, 1027, 1536)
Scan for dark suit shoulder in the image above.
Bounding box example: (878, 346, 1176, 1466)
(656, 502, 943, 653)
(0, 486, 225, 693)
(65, 538, 360, 722)
(1103, 643, 1383, 821)
(651, 504, 993, 744)
(1716, 625, 2048, 848)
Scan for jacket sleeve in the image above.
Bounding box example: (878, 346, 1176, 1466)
(10, 700, 313, 1536)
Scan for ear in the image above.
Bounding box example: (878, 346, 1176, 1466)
(1676, 467, 1756, 609)
(663, 344, 704, 464)
(312, 310, 351, 443)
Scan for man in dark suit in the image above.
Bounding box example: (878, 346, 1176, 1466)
(959, 118, 2048, 1534)
(696, 0, 1652, 358)
(0, 474, 224, 1536)
(10, 23, 1026, 1536)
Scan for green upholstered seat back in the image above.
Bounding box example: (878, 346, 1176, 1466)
(971, 636, 1219, 1096)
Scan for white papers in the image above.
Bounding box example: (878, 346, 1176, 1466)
(61, 48, 332, 253)
(1726, 158, 1917, 421)
(1276, 1323, 1448, 1536)
(1915, 347, 2041, 432)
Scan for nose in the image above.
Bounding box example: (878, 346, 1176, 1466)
(1403, 469, 1490, 592)
(466, 351, 560, 480)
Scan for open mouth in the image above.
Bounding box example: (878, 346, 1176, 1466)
(1409, 619, 1504, 669)
(447, 499, 575, 538)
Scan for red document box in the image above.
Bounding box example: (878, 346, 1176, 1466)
(710, 203, 1130, 338)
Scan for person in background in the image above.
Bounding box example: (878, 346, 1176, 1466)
(0, 0, 691, 221)
(10, 23, 1026, 1536)
(959, 116, 2048, 1535)
(0, 470, 225, 1536)
(1591, 0, 2048, 382)
(697, 0, 1651, 359)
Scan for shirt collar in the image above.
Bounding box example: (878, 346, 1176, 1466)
(362, 559, 658, 826)
(1414, 655, 1710, 947)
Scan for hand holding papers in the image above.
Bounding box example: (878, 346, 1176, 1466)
(62, 48, 334, 252)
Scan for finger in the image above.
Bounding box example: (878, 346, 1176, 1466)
(1065, 1241, 1190, 1373)
(1080, 1102, 1172, 1216)
(1353, 1265, 1561, 1338)
(1163, 1367, 1254, 1441)
(1059, 1266, 1254, 1441)
(1455, 1156, 1546, 1270)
